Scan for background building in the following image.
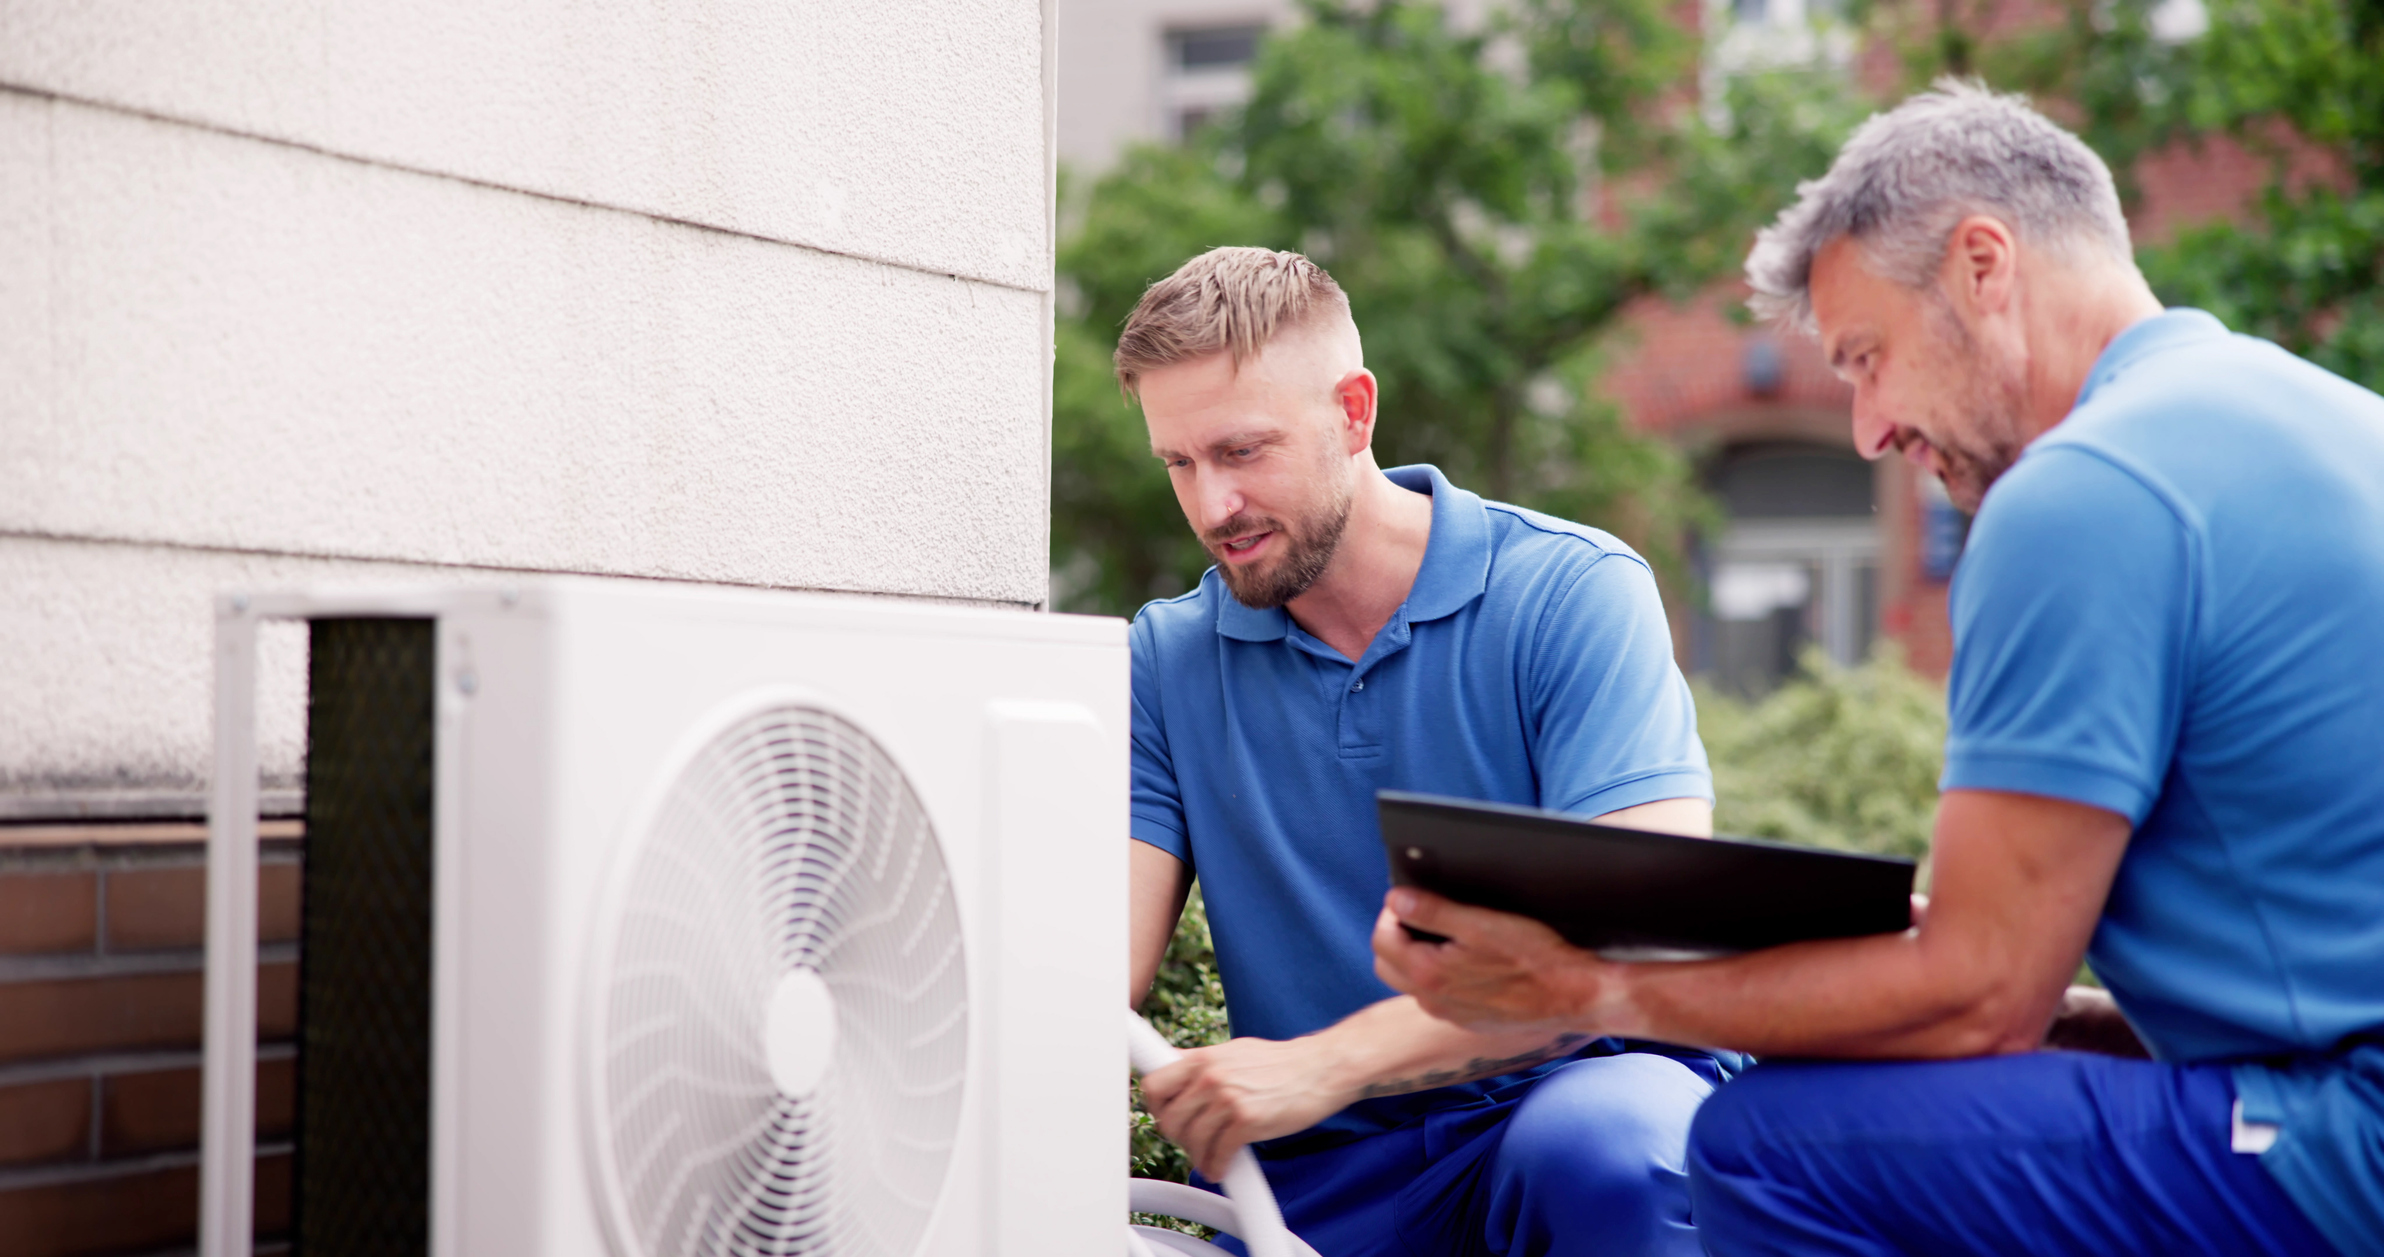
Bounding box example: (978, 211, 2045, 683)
(1061, 0, 1284, 165)
(0, 2, 1058, 1249)
(1059, 0, 1493, 169)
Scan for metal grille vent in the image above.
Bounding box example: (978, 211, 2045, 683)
(587, 702, 968, 1257)
(295, 617, 435, 1257)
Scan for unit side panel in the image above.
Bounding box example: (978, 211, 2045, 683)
(529, 612, 633, 1257)
(440, 605, 564, 1257)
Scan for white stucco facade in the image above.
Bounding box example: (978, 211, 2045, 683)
(0, 0, 1060, 814)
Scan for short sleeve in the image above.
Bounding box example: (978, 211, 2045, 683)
(1942, 448, 2195, 823)
(1530, 553, 1714, 816)
(1127, 613, 1192, 864)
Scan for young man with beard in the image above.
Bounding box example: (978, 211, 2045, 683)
(1373, 83, 2384, 1257)
(1121, 246, 1731, 1257)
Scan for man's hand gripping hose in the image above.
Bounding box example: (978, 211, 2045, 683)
(1128, 1012, 1320, 1257)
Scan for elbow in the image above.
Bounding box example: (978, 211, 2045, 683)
(1973, 1022, 2053, 1058)
(1933, 989, 2057, 1058)
(1904, 927, 2064, 1057)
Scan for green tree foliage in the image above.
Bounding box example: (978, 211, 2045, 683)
(2130, 0, 2384, 390)
(1051, 0, 1863, 615)
(1875, 0, 2383, 391)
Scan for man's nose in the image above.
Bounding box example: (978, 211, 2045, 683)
(1849, 390, 1899, 460)
(1196, 471, 1245, 531)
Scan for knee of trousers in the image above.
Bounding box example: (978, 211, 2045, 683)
(1494, 1054, 1707, 1214)
(1685, 1062, 1828, 1202)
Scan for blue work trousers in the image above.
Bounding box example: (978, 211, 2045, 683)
(1687, 1052, 2340, 1256)
(1204, 1050, 1722, 1257)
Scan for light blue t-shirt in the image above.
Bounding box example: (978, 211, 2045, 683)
(1943, 308, 2384, 1256)
(1130, 464, 1716, 1133)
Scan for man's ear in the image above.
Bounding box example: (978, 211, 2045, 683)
(1336, 369, 1379, 454)
(1944, 215, 2020, 318)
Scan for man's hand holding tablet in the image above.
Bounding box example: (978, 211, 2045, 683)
(1370, 790, 1919, 1034)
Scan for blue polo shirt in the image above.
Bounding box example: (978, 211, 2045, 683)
(1130, 464, 1713, 1121)
(1943, 309, 2384, 1256)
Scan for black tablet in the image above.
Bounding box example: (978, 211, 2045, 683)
(1378, 791, 1916, 959)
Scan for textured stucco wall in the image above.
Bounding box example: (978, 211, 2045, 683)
(0, 1, 1058, 812)
(0, 0, 1050, 289)
(0, 537, 449, 814)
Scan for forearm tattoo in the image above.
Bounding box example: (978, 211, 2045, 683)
(1356, 1033, 1594, 1099)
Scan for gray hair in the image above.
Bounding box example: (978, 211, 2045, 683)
(1745, 80, 2134, 332)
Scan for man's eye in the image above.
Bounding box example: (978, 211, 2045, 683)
(1229, 446, 1256, 459)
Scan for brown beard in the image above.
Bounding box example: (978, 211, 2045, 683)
(1205, 478, 1354, 610)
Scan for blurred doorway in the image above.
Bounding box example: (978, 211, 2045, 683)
(1698, 442, 1878, 696)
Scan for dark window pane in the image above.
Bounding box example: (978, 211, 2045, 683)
(1711, 441, 1875, 519)
(1173, 26, 1262, 70)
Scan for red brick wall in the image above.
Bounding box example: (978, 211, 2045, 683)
(1602, 288, 1853, 439)
(2130, 122, 2351, 246)
(0, 820, 301, 1257)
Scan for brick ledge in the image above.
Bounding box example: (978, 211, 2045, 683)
(0, 821, 304, 851)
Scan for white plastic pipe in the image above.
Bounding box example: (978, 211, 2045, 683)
(1128, 1013, 1303, 1257)
(200, 599, 260, 1257)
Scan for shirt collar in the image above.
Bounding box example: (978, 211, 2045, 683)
(1214, 463, 1489, 642)
(2075, 308, 2229, 410)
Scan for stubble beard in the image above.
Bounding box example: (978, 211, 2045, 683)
(1206, 476, 1355, 610)
(1923, 299, 2030, 513)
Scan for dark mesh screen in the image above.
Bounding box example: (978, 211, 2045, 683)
(296, 618, 435, 1257)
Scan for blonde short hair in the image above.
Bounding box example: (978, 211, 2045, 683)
(1113, 247, 1351, 399)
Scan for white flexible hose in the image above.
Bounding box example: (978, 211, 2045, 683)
(1128, 1012, 1306, 1257)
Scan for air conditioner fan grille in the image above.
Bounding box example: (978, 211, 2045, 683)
(591, 704, 967, 1257)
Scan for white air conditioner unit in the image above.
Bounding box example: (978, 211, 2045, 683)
(199, 582, 1127, 1257)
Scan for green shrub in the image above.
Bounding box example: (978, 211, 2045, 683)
(1130, 887, 1230, 1232)
(1696, 646, 1948, 875)
(1131, 886, 1229, 1181)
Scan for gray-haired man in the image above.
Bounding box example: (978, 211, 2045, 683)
(1372, 82, 2384, 1256)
